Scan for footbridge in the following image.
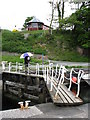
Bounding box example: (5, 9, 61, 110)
(1, 61, 86, 105)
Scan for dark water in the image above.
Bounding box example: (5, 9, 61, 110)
(2, 94, 39, 110)
(71, 81, 90, 103)
(2, 80, 90, 111)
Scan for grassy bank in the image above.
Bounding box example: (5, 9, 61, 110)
(2, 55, 46, 64)
(2, 29, 89, 62)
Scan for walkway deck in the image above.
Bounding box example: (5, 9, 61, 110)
(46, 76, 83, 105)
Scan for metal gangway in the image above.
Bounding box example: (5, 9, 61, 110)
(1, 61, 84, 105)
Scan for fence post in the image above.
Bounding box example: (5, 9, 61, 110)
(9, 62, 11, 72)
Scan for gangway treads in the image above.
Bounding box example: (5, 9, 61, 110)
(60, 84, 83, 103)
(46, 77, 83, 105)
(59, 84, 83, 104)
(46, 84, 63, 104)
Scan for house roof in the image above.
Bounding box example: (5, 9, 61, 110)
(27, 17, 44, 24)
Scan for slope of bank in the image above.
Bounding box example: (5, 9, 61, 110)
(2, 30, 89, 62)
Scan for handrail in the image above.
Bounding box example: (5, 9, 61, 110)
(68, 68, 84, 97)
(1, 61, 84, 98)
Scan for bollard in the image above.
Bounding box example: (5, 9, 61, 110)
(25, 100, 31, 109)
(18, 102, 24, 110)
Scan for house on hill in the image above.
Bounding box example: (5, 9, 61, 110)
(26, 17, 50, 31)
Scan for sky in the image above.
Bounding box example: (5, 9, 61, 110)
(0, 0, 75, 31)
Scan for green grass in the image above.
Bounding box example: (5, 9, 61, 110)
(2, 30, 48, 55)
(2, 55, 48, 64)
(2, 29, 90, 62)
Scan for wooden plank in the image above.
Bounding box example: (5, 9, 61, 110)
(48, 77, 69, 104)
(47, 76, 83, 105)
(58, 86, 73, 103)
(46, 80, 64, 104)
(48, 85, 64, 104)
(52, 82, 68, 103)
(60, 84, 83, 103)
(60, 84, 77, 103)
(49, 76, 83, 104)
(49, 76, 73, 103)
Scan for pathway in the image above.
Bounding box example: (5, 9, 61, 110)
(0, 103, 89, 119)
(50, 60, 89, 67)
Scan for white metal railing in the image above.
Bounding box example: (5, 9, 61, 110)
(68, 68, 84, 97)
(1, 61, 84, 97)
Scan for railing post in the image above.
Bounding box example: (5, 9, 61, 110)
(16, 62, 18, 72)
(50, 69, 53, 91)
(55, 64, 58, 77)
(9, 62, 11, 72)
(36, 64, 37, 75)
(68, 68, 73, 91)
(76, 70, 84, 97)
(47, 66, 49, 84)
(60, 66, 66, 84)
(28, 63, 29, 75)
(44, 66, 46, 81)
(49, 65, 51, 76)
(37, 63, 39, 75)
(19, 63, 20, 73)
(49, 60, 50, 65)
(49, 63, 53, 76)
(2, 62, 5, 71)
(57, 65, 62, 81)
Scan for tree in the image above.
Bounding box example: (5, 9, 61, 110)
(49, 0, 55, 34)
(56, 1, 61, 29)
(66, 5, 90, 48)
(23, 16, 33, 28)
(55, 0, 65, 29)
(49, 0, 65, 31)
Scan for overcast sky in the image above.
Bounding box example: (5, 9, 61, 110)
(0, 0, 75, 31)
